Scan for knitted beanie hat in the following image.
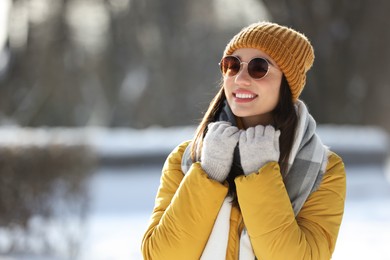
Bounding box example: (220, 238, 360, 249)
(223, 21, 314, 101)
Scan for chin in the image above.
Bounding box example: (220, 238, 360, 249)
(232, 108, 273, 122)
(231, 109, 256, 118)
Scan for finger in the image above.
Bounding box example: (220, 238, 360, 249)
(256, 125, 264, 137)
(216, 121, 231, 128)
(264, 125, 275, 137)
(217, 121, 232, 126)
(246, 127, 255, 140)
(215, 121, 232, 132)
(239, 129, 247, 143)
(274, 129, 281, 139)
(208, 121, 229, 133)
(274, 130, 281, 151)
(207, 122, 218, 133)
(223, 126, 239, 137)
(230, 128, 242, 140)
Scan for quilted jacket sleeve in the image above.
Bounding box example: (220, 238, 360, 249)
(141, 141, 229, 260)
(235, 152, 346, 260)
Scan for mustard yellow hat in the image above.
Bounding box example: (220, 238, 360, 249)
(223, 21, 314, 101)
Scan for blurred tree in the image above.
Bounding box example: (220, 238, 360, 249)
(261, 0, 390, 129)
(0, 140, 95, 257)
(1, 0, 90, 126)
(107, 0, 231, 127)
(0, 0, 222, 127)
(0, 0, 264, 128)
(1, 0, 388, 130)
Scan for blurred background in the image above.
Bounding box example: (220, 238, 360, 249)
(0, 0, 389, 259)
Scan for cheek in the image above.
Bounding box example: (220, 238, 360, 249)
(267, 78, 282, 99)
(222, 78, 233, 92)
(270, 87, 281, 105)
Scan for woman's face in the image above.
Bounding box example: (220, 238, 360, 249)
(223, 48, 283, 128)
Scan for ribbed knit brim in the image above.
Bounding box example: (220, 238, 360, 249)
(223, 22, 314, 101)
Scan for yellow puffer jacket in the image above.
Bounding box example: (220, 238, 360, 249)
(142, 141, 346, 260)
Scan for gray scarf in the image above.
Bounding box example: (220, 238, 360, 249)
(182, 100, 328, 215)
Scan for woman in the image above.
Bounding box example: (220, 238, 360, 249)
(142, 21, 346, 260)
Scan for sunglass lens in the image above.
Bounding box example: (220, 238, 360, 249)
(220, 56, 240, 76)
(248, 58, 268, 79)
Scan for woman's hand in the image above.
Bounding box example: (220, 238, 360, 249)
(201, 121, 240, 182)
(239, 125, 280, 175)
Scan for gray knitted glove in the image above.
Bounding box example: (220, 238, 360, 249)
(239, 125, 281, 175)
(201, 121, 240, 182)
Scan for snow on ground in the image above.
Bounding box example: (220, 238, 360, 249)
(79, 166, 162, 260)
(332, 165, 390, 260)
(1, 124, 386, 162)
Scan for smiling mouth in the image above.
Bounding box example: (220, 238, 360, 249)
(234, 93, 258, 99)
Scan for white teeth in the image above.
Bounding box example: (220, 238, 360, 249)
(235, 93, 256, 99)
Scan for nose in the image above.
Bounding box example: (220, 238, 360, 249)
(234, 62, 251, 86)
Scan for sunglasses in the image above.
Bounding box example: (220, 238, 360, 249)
(219, 56, 270, 80)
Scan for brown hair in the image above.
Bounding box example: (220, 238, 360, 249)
(191, 76, 297, 204)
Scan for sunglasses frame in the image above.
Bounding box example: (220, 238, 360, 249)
(219, 55, 270, 80)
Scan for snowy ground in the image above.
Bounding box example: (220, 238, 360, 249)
(77, 162, 390, 260)
(79, 166, 163, 260)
